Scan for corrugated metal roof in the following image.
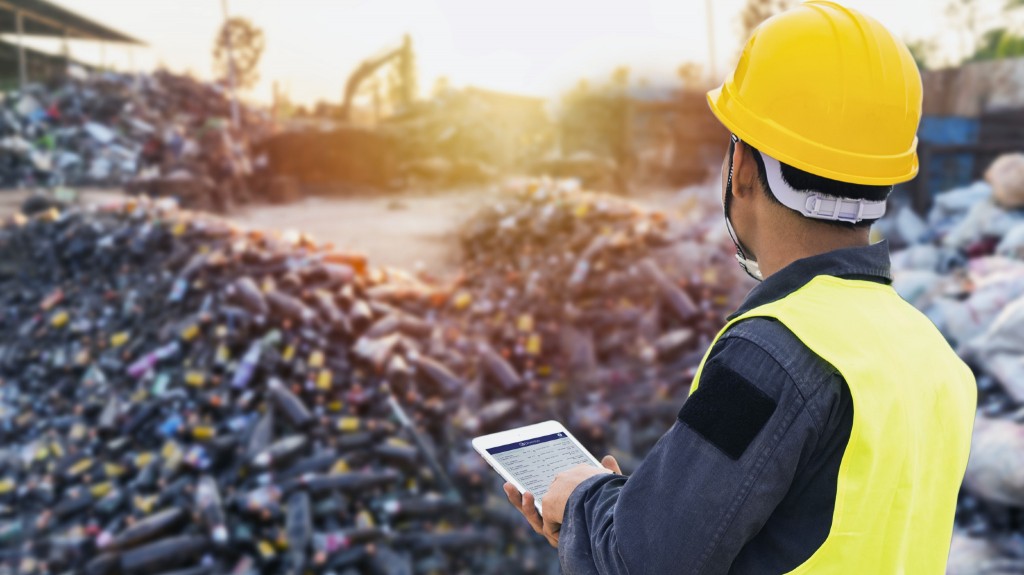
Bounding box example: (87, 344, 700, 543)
(0, 0, 143, 44)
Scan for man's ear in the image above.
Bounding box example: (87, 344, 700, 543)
(731, 140, 758, 199)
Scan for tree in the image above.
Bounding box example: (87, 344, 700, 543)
(739, 0, 796, 43)
(969, 27, 1024, 61)
(925, 0, 1024, 65)
(213, 17, 265, 91)
(971, 0, 1024, 61)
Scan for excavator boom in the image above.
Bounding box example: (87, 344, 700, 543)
(340, 34, 413, 121)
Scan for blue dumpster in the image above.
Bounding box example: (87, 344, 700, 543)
(918, 116, 980, 194)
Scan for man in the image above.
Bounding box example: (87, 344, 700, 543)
(504, 2, 978, 573)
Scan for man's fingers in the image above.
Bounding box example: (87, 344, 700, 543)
(521, 492, 545, 534)
(528, 491, 561, 548)
(507, 487, 549, 539)
(503, 482, 522, 508)
(504, 485, 545, 537)
(503, 484, 561, 548)
(542, 520, 561, 548)
(601, 454, 622, 475)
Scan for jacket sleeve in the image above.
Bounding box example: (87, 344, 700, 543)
(557, 326, 827, 575)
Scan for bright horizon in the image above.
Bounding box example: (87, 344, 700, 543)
(6, 0, 1004, 106)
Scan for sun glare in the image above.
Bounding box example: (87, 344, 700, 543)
(18, 0, 998, 106)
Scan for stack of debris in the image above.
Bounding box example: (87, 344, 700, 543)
(882, 154, 1024, 573)
(446, 180, 751, 467)
(0, 199, 519, 575)
(0, 177, 752, 573)
(0, 68, 266, 212)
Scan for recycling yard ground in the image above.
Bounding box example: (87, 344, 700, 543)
(235, 189, 493, 280)
(0, 185, 697, 281)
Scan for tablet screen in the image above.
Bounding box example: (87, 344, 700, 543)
(486, 432, 596, 499)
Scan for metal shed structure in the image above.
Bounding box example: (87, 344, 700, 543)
(0, 0, 143, 87)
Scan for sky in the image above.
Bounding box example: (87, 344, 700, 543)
(3, 0, 1005, 106)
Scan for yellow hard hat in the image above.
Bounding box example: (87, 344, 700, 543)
(707, 0, 922, 185)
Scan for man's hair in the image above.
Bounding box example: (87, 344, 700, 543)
(746, 144, 892, 230)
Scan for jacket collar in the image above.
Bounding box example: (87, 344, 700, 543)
(728, 240, 893, 321)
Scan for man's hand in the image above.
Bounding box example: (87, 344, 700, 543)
(504, 455, 621, 548)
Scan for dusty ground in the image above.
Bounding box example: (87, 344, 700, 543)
(233, 188, 495, 280)
(0, 182, 713, 280)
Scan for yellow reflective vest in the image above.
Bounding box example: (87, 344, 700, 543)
(691, 275, 977, 573)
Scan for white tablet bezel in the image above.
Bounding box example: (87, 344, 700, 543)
(472, 420, 602, 513)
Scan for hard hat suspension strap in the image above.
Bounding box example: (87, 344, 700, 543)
(758, 150, 888, 224)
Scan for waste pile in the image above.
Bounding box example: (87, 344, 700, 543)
(0, 178, 752, 574)
(0, 198, 515, 575)
(882, 154, 1024, 573)
(0, 67, 265, 213)
(446, 180, 752, 469)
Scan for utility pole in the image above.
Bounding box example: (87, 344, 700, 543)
(220, 0, 240, 128)
(705, 0, 717, 84)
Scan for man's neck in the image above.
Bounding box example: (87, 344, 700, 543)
(756, 226, 870, 279)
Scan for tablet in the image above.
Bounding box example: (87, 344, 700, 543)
(472, 420, 602, 513)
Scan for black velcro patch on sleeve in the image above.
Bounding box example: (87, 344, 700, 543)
(678, 362, 777, 460)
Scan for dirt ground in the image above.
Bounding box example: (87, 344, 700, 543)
(234, 189, 494, 280)
(0, 183, 712, 281)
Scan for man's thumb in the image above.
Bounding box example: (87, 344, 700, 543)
(601, 455, 622, 475)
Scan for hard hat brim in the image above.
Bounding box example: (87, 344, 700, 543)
(707, 85, 919, 187)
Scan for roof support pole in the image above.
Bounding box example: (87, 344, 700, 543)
(15, 9, 26, 88)
(62, 27, 69, 73)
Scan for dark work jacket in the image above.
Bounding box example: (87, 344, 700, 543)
(558, 241, 894, 575)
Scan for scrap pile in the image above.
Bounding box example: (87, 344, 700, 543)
(0, 68, 265, 212)
(446, 180, 751, 468)
(0, 179, 751, 574)
(0, 199, 520, 575)
(883, 154, 1024, 573)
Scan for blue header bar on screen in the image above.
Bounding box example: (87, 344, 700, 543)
(486, 432, 567, 455)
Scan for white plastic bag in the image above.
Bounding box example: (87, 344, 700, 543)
(84, 122, 116, 145)
(896, 206, 929, 245)
(892, 269, 941, 308)
(891, 244, 943, 271)
(940, 263, 1024, 346)
(964, 414, 1024, 506)
(946, 532, 1024, 575)
(969, 295, 1024, 401)
(944, 198, 1024, 251)
(995, 223, 1024, 260)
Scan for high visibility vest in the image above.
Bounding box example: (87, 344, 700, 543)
(691, 275, 976, 574)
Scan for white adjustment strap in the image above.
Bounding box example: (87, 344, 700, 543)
(761, 152, 887, 224)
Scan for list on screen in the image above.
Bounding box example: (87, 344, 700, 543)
(486, 432, 595, 499)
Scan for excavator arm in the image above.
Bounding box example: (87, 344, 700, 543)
(340, 35, 413, 121)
